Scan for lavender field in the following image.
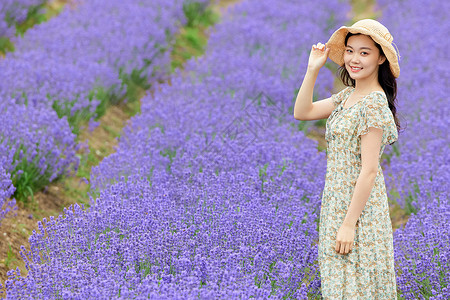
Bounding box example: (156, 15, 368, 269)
(1, 0, 449, 299)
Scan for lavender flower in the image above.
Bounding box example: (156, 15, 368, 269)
(0, 162, 16, 225)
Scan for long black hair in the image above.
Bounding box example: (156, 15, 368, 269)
(337, 32, 401, 134)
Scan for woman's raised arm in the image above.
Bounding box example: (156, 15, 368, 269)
(293, 42, 335, 121)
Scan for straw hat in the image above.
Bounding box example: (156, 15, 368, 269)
(326, 19, 401, 78)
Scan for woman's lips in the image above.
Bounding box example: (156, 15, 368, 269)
(350, 66, 362, 72)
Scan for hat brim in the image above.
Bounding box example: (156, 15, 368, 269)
(326, 26, 400, 78)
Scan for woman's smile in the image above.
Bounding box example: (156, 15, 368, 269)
(349, 66, 363, 72)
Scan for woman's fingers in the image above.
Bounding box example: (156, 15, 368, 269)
(335, 241, 352, 254)
(335, 241, 345, 254)
(309, 42, 328, 70)
(312, 42, 326, 51)
(343, 243, 350, 254)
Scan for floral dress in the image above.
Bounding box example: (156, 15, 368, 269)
(318, 86, 398, 299)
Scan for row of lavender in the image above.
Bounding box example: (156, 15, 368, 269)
(0, 0, 47, 40)
(3, 0, 349, 298)
(0, 0, 210, 223)
(1, 0, 71, 223)
(0, 102, 79, 224)
(378, 0, 450, 298)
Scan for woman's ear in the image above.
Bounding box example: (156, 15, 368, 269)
(378, 55, 387, 65)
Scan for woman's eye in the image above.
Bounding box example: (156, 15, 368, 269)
(346, 49, 352, 53)
(361, 52, 368, 55)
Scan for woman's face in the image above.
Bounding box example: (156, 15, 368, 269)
(343, 34, 386, 81)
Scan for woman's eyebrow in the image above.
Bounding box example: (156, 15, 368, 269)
(346, 45, 373, 50)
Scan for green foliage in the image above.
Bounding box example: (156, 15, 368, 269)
(15, 4, 48, 37)
(184, 27, 204, 52)
(160, 147, 178, 173)
(404, 188, 419, 215)
(0, 36, 15, 53)
(183, 1, 219, 28)
(52, 98, 94, 136)
(51, 85, 118, 135)
(76, 147, 101, 181)
(5, 245, 18, 269)
(296, 120, 309, 132)
(388, 181, 419, 216)
(314, 119, 326, 127)
(258, 162, 269, 193)
(92, 86, 120, 120)
(10, 145, 58, 204)
(171, 1, 220, 72)
(119, 67, 151, 106)
(277, 158, 290, 177)
(382, 142, 400, 164)
(387, 183, 417, 219)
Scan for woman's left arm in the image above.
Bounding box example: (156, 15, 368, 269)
(335, 127, 383, 255)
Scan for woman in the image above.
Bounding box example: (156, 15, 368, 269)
(293, 19, 400, 299)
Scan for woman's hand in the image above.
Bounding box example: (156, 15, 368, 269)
(335, 222, 355, 255)
(308, 42, 330, 71)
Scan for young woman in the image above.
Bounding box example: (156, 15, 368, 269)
(293, 19, 400, 299)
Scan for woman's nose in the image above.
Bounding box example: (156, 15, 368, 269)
(350, 54, 360, 63)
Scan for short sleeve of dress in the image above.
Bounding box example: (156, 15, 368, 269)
(357, 92, 398, 145)
(331, 87, 352, 107)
